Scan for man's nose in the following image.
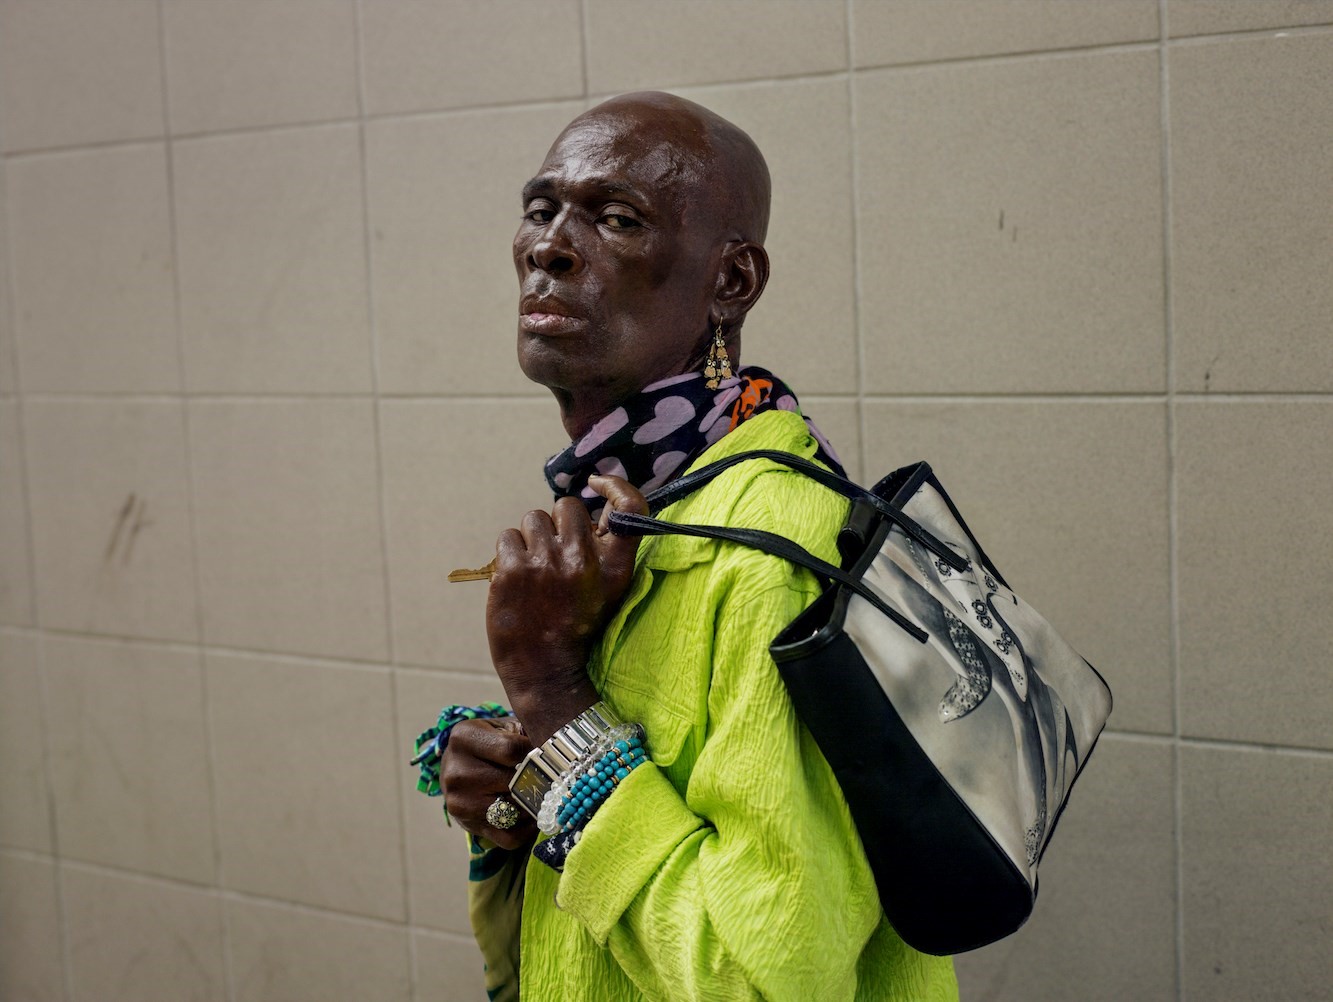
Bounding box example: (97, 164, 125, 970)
(527, 216, 583, 275)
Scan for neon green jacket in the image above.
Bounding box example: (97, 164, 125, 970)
(473, 410, 958, 1001)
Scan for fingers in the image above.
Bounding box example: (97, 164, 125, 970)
(448, 717, 531, 769)
(587, 474, 647, 582)
(440, 720, 536, 849)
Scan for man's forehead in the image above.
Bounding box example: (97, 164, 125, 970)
(530, 110, 710, 195)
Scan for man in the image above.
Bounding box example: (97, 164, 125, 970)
(440, 92, 958, 1000)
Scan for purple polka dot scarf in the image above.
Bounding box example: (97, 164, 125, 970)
(545, 365, 844, 510)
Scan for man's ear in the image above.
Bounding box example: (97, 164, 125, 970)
(713, 241, 769, 326)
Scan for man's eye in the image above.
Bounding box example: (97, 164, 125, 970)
(602, 213, 639, 230)
(525, 208, 555, 223)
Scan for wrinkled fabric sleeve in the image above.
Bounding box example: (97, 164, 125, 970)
(557, 562, 886, 1001)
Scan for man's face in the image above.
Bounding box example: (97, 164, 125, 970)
(513, 109, 720, 416)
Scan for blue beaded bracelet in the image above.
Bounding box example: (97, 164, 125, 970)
(556, 737, 646, 832)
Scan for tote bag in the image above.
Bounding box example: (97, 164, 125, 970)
(609, 450, 1113, 955)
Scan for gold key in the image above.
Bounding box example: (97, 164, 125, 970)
(447, 558, 496, 583)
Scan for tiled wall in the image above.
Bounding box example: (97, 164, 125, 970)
(1, 2, 1330, 1000)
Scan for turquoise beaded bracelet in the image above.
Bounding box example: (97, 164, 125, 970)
(556, 737, 646, 832)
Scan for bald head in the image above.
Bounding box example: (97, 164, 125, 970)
(560, 92, 771, 245)
(514, 92, 774, 438)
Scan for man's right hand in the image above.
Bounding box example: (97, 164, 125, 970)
(440, 717, 538, 850)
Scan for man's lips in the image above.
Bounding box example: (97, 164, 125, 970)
(519, 302, 585, 335)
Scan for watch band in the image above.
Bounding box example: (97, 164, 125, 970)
(508, 702, 623, 819)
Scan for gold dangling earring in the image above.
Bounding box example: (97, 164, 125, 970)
(704, 324, 732, 389)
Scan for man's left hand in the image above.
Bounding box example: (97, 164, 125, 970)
(486, 475, 647, 745)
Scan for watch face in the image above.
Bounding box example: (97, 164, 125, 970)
(509, 764, 548, 819)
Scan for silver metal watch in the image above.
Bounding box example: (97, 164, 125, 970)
(508, 702, 623, 819)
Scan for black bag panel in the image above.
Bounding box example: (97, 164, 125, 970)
(773, 627, 1035, 955)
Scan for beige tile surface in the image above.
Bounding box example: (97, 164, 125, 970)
(0, 401, 34, 625)
(955, 736, 1176, 1000)
(396, 669, 507, 934)
(43, 636, 214, 883)
(174, 126, 372, 393)
(0, 172, 15, 395)
(1176, 402, 1333, 749)
(862, 401, 1172, 734)
(189, 399, 389, 660)
(1169, 0, 1333, 35)
(1181, 746, 1332, 1000)
(63, 867, 225, 1002)
(0, 852, 64, 1002)
(413, 929, 488, 1002)
(802, 397, 862, 484)
(853, 0, 1160, 66)
(0, 0, 163, 152)
(227, 892, 411, 1002)
(0, 632, 50, 852)
(676, 79, 857, 395)
(379, 399, 561, 670)
(24, 400, 198, 642)
(856, 52, 1165, 393)
(585, 0, 847, 92)
(360, 0, 582, 116)
(208, 652, 405, 920)
(7, 145, 179, 393)
(163, 0, 358, 134)
(365, 103, 581, 394)
(1169, 33, 1333, 391)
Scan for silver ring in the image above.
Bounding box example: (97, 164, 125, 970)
(485, 796, 520, 830)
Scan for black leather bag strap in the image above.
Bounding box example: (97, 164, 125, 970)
(638, 450, 967, 572)
(609, 511, 928, 644)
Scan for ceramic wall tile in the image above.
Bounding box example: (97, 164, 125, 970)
(63, 867, 226, 1002)
(801, 397, 862, 484)
(955, 737, 1176, 1000)
(0, 401, 34, 625)
(6, 145, 179, 393)
(855, 52, 1164, 393)
(188, 399, 389, 661)
(0, 171, 16, 395)
(24, 400, 198, 642)
(164, 0, 358, 134)
(674, 79, 857, 395)
(1176, 401, 1333, 749)
(413, 930, 488, 1002)
(0, 852, 64, 1002)
(396, 669, 507, 934)
(227, 892, 411, 1002)
(0, 632, 50, 852)
(1168, 0, 1333, 36)
(360, 0, 582, 115)
(584, 0, 846, 92)
(379, 399, 558, 670)
(861, 401, 1172, 734)
(1180, 746, 1333, 1000)
(43, 636, 214, 883)
(365, 103, 581, 394)
(208, 652, 405, 921)
(174, 126, 372, 393)
(1169, 32, 1333, 391)
(853, 0, 1159, 66)
(0, 0, 163, 151)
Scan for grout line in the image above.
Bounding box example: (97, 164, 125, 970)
(845, 0, 868, 482)
(155, 4, 236, 999)
(1156, 2, 1187, 996)
(13, 388, 1333, 406)
(1164, 21, 1333, 46)
(352, 5, 418, 993)
(578, 0, 591, 99)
